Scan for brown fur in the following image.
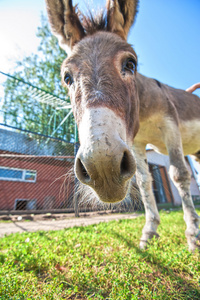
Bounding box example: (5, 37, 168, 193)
(45, 0, 139, 49)
(45, 0, 200, 251)
(136, 73, 200, 125)
(107, 0, 139, 39)
(61, 32, 140, 138)
(45, 0, 85, 50)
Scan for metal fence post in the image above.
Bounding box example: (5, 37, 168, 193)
(74, 123, 79, 217)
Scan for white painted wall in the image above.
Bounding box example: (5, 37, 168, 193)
(146, 150, 200, 205)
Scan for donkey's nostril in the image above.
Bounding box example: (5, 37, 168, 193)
(120, 150, 136, 179)
(120, 151, 129, 175)
(75, 158, 91, 183)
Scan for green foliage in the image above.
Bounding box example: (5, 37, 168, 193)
(1, 15, 74, 141)
(0, 209, 199, 299)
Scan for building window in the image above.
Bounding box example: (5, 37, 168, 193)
(0, 166, 37, 183)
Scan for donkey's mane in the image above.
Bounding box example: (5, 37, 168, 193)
(80, 9, 107, 35)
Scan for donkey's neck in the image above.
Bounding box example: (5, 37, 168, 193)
(136, 73, 200, 122)
(136, 73, 168, 122)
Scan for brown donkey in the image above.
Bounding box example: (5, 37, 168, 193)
(45, 0, 200, 251)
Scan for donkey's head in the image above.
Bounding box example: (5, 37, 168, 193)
(45, 0, 140, 203)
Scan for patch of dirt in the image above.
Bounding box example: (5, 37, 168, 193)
(0, 210, 129, 222)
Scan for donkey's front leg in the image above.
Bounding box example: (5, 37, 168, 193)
(133, 145, 160, 249)
(168, 147, 200, 251)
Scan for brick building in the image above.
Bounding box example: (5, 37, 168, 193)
(0, 128, 74, 210)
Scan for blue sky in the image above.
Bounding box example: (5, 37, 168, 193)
(0, 0, 199, 96)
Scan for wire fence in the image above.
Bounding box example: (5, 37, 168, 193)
(0, 125, 139, 214)
(0, 71, 138, 215)
(0, 126, 76, 213)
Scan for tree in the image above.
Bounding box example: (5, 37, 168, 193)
(1, 15, 74, 142)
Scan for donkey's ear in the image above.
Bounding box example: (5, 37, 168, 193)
(45, 0, 85, 54)
(107, 0, 139, 40)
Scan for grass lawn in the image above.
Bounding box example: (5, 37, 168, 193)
(0, 209, 199, 300)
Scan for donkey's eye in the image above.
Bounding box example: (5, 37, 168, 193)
(64, 73, 73, 86)
(123, 58, 136, 74)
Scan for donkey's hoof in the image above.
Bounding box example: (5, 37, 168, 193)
(139, 231, 160, 249)
(187, 231, 200, 252)
(139, 239, 148, 249)
(188, 241, 200, 252)
(186, 229, 200, 252)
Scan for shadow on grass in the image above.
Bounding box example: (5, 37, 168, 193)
(111, 229, 200, 298)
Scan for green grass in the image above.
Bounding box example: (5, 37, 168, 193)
(0, 210, 199, 300)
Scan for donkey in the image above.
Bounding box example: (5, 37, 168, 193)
(45, 0, 200, 251)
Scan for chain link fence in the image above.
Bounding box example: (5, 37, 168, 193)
(0, 126, 76, 213)
(0, 72, 138, 215)
(0, 126, 138, 214)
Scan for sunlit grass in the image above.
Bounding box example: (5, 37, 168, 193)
(0, 209, 199, 299)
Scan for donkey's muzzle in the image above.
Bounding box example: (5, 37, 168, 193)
(75, 145, 136, 203)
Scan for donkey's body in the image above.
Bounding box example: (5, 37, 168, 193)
(45, 0, 200, 251)
(135, 73, 200, 155)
